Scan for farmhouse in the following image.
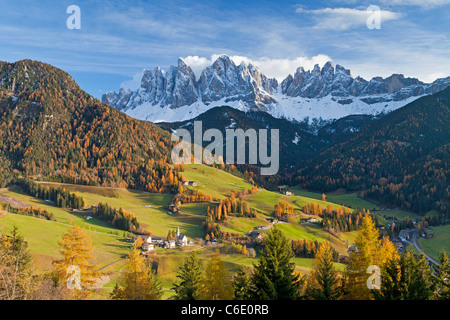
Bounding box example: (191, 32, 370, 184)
(399, 229, 411, 241)
(182, 181, 198, 187)
(149, 236, 164, 244)
(347, 246, 358, 254)
(164, 240, 176, 249)
(142, 242, 155, 252)
(277, 185, 292, 195)
(249, 231, 263, 239)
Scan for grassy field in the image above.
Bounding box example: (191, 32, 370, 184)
(1, 186, 125, 235)
(0, 213, 130, 272)
(0, 165, 368, 296)
(291, 187, 377, 210)
(244, 189, 347, 218)
(291, 187, 421, 220)
(180, 164, 253, 199)
(221, 216, 271, 235)
(375, 209, 421, 220)
(34, 183, 205, 239)
(275, 223, 349, 255)
(418, 224, 450, 261)
(339, 231, 358, 247)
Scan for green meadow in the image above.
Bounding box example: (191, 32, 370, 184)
(0, 164, 371, 297)
(0, 213, 130, 272)
(418, 224, 450, 261)
(291, 187, 420, 220)
(180, 164, 253, 198)
(34, 183, 205, 239)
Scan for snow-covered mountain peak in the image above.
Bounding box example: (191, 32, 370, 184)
(102, 55, 450, 124)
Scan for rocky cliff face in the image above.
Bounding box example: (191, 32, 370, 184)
(103, 55, 450, 124)
(198, 56, 276, 111)
(103, 58, 198, 111)
(279, 62, 448, 102)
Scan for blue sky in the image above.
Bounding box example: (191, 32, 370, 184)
(1, 0, 450, 98)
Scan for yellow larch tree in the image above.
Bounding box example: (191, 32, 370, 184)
(52, 224, 97, 298)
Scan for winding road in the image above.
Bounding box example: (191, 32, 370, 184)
(406, 230, 439, 265)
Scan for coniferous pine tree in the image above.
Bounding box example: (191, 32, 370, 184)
(250, 227, 302, 300)
(173, 252, 202, 300)
(0, 227, 34, 300)
(233, 266, 252, 300)
(305, 241, 341, 300)
(374, 252, 434, 300)
(434, 250, 450, 300)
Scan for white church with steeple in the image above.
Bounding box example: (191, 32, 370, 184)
(176, 226, 188, 246)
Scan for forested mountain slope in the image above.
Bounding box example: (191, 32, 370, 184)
(297, 87, 450, 216)
(0, 60, 179, 192)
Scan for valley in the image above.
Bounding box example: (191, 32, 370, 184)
(0, 59, 448, 302)
(0, 163, 360, 299)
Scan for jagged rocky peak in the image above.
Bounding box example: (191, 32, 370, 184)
(280, 61, 437, 100)
(321, 61, 335, 82)
(169, 58, 198, 108)
(102, 55, 450, 123)
(140, 66, 165, 104)
(102, 54, 278, 112)
(281, 60, 356, 98)
(199, 55, 275, 107)
(199, 55, 240, 103)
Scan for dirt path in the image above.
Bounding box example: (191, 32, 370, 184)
(95, 258, 127, 272)
(0, 210, 9, 218)
(0, 193, 31, 208)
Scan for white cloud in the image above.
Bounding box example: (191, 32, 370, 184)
(181, 56, 213, 78)
(120, 70, 145, 90)
(296, 7, 401, 30)
(182, 54, 333, 81)
(379, 0, 450, 8)
(333, 0, 450, 9)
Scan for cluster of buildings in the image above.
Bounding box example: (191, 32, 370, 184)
(136, 227, 193, 252)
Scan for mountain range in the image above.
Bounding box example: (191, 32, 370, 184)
(0, 59, 448, 217)
(102, 55, 450, 125)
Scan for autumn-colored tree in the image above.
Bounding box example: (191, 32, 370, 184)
(0, 227, 34, 300)
(434, 249, 450, 300)
(197, 250, 234, 300)
(134, 236, 144, 249)
(305, 241, 341, 300)
(112, 241, 162, 300)
(274, 201, 294, 220)
(53, 225, 97, 298)
(344, 215, 396, 300)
